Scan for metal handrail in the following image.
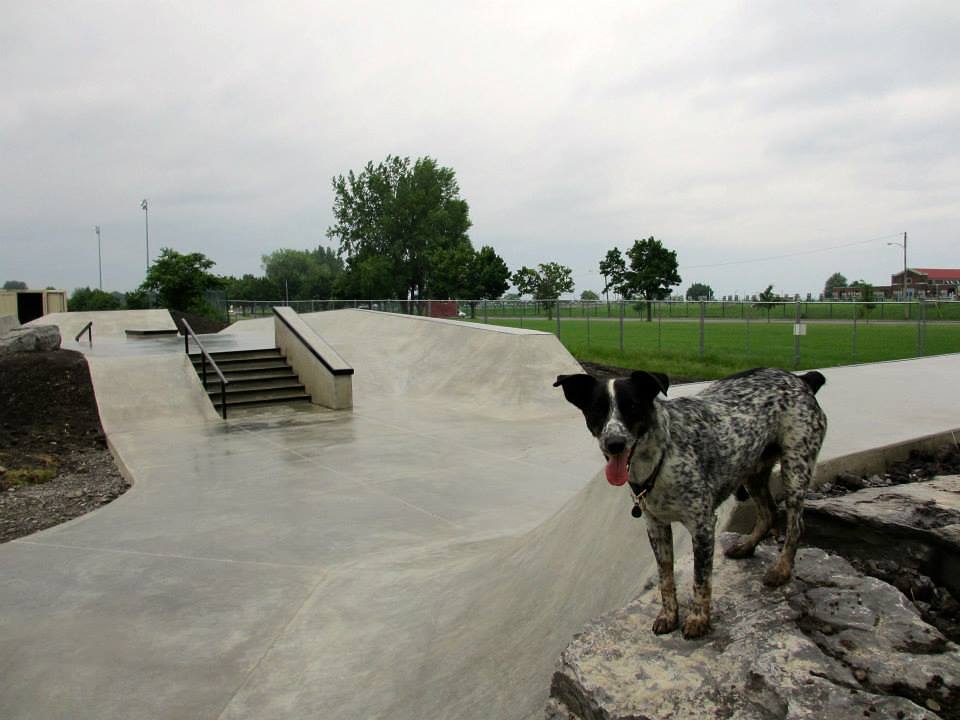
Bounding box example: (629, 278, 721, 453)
(181, 318, 229, 419)
(75, 321, 93, 346)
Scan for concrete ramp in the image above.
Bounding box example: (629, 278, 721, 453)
(3, 307, 960, 720)
(29, 309, 176, 340)
(300, 309, 583, 418)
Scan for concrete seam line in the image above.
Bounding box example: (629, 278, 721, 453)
(214, 570, 330, 720)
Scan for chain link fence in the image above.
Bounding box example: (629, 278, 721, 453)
(217, 298, 960, 369)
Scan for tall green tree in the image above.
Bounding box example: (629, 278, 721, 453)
(69, 287, 123, 311)
(511, 262, 574, 320)
(141, 248, 222, 315)
(458, 245, 511, 317)
(261, 246, 344, 301)
(466, 246, 510, 299)
(622, 236, 681, 321)
(327, 155, 472, 300)
(686, 282, 714, 300)
(823, 272, 848, 299)
(598, 248, 627, 301)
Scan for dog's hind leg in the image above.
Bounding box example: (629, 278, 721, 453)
(682, 517, 715, 639)
(645, 519, 679, 634)
(724, 464, 777, 560)
(762, 452, 813, 587)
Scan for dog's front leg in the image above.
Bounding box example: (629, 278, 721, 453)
(682, 517, 715, 639)
(645, 519, 679, 634)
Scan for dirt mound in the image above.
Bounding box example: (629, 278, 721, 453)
(0, 349, 128, 542)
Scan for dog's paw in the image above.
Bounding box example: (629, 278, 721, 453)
(723, 540, 756, 559)
(681, 613, 711, 639)
(651, 611, 679, 635)
(762, 563, 792, 587)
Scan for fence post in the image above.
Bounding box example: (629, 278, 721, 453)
(586, 305, 591, 347)
(520, 300, 524, 328)
(793, 300, 801, 368)
(745, 313, 751, 355)
(483, 299, 488, 324)
(556, 300, 561, 337)
(917, 299, 926, 356)
(619, 300, 624, 353)
(657, 300, 662, 350)
(852, 306, 858, 360)
(699, 301, 706, 360)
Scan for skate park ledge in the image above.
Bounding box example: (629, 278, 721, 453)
(273, 306, 353, 409)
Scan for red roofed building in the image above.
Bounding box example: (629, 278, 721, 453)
(829, 268, 960, 300)
(887, 268, 960, 299)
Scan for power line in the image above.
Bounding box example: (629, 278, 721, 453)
(679, 233, 904, 270)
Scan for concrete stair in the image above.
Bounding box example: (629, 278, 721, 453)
(188, 348, 311, 412)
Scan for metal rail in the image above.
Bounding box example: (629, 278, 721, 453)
(75, 321, 93, 346)
(181, 318, 229, 419)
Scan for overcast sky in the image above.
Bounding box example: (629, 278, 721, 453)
(2, 1, 958, 299)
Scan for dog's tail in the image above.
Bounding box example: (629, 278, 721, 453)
(800, 371, 826, 395)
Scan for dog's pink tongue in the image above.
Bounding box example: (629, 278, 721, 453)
(605, 453, 629, 486)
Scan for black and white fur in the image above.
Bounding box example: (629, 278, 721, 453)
(554, 368, 827, 639)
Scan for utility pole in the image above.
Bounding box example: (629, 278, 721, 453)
(140, 199, 150, 274)
(887, 231, 908, 319)
(94, 225, 102, 290)
(902, 231, 908, 318)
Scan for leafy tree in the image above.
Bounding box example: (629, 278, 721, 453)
(327, 155, 472, 300)
(460, 246, 511, 317)
(467, 246, 510, 299)
(580, 289, 600, 301)
(598, 248, 627, 302)
(753, 284, 780, 322)
(140, 247, 222, 316)
(125, 288, 150, 310)
(686, 282, 714, 300)
(622, 236, 681, 321)
(261, 246, 343, 301)
(511, 262, 574, 320)
(823, 272, 848, 299)
(3, 280, 28, 290)
(69, 287, 123, 311)
(850, 279, 877, 318)
(221, 273, 279, 301)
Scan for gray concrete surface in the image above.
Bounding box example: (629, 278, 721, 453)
(1, 308, 959, 719)
(31, 309, 176, 340)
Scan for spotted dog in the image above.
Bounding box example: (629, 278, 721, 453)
(554, 368, 827, 639)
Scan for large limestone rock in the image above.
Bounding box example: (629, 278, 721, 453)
(547, 537, 957, 720)
(805, 476, 960, 598)
(0, 324, 61, 354)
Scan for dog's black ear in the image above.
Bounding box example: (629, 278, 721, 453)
(553, 373, 597, 411)
(629, 370, 669, 398)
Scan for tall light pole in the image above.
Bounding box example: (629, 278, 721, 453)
(140, 198, 150, 274)
(93, 225, 102, 290)
(887, 231, 908, 318)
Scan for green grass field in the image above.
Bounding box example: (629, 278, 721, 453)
(475, 299, 960, 322)
(478, 316, 960, 380)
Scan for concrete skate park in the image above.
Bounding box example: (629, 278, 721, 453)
(2, 308, 959, 719)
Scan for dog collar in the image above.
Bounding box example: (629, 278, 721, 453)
(627, 447, 666, 519)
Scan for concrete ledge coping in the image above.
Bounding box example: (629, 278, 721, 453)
(273, 306, 354, 376)
(124, 328, 180, 337)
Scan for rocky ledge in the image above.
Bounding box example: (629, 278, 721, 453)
(547, 535, 958, 720)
